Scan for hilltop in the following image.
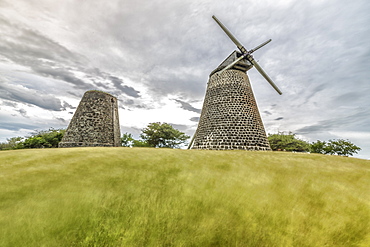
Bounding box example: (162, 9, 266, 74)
(1, 148, 369, 246)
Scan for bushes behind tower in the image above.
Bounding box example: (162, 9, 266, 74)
(268, 132, 361, 157)
(1, 128, 360, 156)
(0, 128, 65, 150)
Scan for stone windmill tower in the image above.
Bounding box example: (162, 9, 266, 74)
(59, 90, 121, 147)
(189, 16, 282, 150)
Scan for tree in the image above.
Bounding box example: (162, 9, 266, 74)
(268, 132, 310, 152)
(0, 137, 23, 150)
(139, 122, 190, 148)
(15, 128, 65, 149)
(132, 140, 152, 147)
(121, 133, 134, 147)
(310, 140, 327, 154)
(121, 133, 152, 147)
(311, 139, 361, 157)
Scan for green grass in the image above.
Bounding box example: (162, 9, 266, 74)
(0, 148, 369, 246)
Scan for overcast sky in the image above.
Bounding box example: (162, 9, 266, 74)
(0, 0, 369, 159)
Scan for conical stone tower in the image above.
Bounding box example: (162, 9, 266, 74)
(59, 90, 121, 147)
(190, 51, 271, 150)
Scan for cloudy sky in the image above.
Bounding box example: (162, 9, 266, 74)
(0, 0, 369, 158)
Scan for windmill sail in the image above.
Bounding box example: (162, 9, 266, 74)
(212, 15, 282, 95)
(212, 15, 248, 54)
(251, 59, 282, 95)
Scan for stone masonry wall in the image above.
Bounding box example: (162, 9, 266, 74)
(59, 90, 121, 147)
(191, 70, 271, 150)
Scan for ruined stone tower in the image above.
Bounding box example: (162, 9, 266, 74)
(59, 90, 121, 147)
(190, 51, 271, 150)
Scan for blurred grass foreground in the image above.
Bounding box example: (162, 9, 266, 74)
(1, 147, 369, 246)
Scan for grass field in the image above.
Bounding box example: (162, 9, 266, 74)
(0, 147, 369, 246)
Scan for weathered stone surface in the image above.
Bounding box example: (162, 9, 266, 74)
(191, 69, 271, 151)
(59, 90, 121, 148)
